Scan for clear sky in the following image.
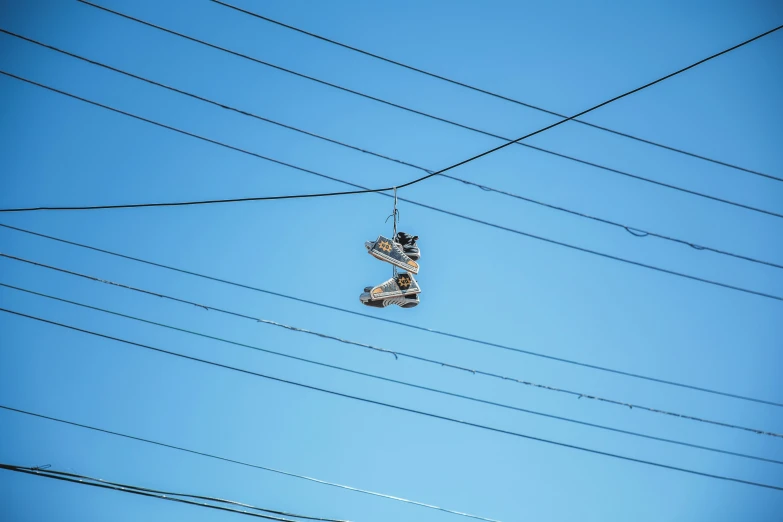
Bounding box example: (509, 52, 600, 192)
(1, 0, 782, 520)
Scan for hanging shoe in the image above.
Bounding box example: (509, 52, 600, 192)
(360, 293, 419, 308)
(361, 272, 421, 302)
(365, 235, 419, 274)
(394, 232, 420, 261)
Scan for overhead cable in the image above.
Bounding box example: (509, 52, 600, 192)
(3, 222, 781, 407)
(0, 79, 781, 302)
(2, 29, 779, 270)
(4, 281, 781, 465)
(3, 65, 782, 221)
(0, 407, 501, 522)
(3, 308, 783, 492)
(73, 1, 783, 218)
(2, 254, 780, 438)
(0, 464, 344, 522)
(210, 0, 783, 183)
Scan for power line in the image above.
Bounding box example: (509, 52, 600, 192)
(3, 254, 781, 438)
(3, 222, 781, 407)
(0, 70, 384, 206)
(4, 281, 781, 466)
(209, 0, 783, 184)
(446, 176, 783, 270)
(3, 30, 779, 272)
(73, 1, 783, 219)
(4, 66, 783, 222)
(0, 408, 501, 522)
(0, 464, 343, 522)
(1, 79, 782, 303)
(0, 29, 427, 176)
(3, 308, 783, 492)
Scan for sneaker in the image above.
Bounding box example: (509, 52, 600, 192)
(394, 232, 420, 260)
(365, 235, 419, 274)
(360, 293, 419, 308)
(361, 273, 421, 301)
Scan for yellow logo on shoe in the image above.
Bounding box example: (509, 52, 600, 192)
(397, 275, 411, 289)
(378, 240, 392, 252)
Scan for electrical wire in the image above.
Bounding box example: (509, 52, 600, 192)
(3, 222, 781, 408)
(209, 0, 783, 183)
(1, 77, 782, 302)
(0, 407, 501, 522)
(4, 64, 782, 220)
(3, 281, 781, 465)
(2, 254, 780, 438)
(444, 175, 783, 271)
(73, 1, 783, 218)
(3, 308, 783, 492)
(0, 464, 344, 522)
(0, 30, 427, 176)
(3, 29, 779, 271)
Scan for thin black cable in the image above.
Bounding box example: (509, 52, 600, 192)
(0, 29, 428, 175)
(3, 29, 779, 271)
(444, 174, 783, 271)
(4, 281, 780, 465)
(2, 73, 779, 222)
(3, 308, 783, 492)
(0, 70, 384, 206)
(73, 1, 783, 218)
(210, 0, 783, 183)
(3, 76, 781, 302)
(3, 222, 781, 407)
(0, 464, 339, 522)
(0, 410, 500, 522)
(3, 254, 780, 438)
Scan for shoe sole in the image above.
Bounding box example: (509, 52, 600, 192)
(360, 293, 419, 308)
(366, 247, 420, 274)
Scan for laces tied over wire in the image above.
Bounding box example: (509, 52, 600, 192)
(385, 187, 400, 277)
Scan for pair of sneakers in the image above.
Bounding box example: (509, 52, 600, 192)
(360, 232, 421, 309)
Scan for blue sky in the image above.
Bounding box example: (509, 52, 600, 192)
(1, 0, 782, 520)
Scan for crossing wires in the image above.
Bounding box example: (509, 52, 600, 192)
(209, 0, 783, 183)
(1, 29, 781, 272)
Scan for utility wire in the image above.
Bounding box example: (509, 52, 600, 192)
(210, 0, 783, 183)
(4, 281, 781, 466)
(4, 66, 782, 221)
(0, 29, 426, 176)
(0, 464, 342, 522)
(3, 28, 779, 271)
(3, 308, 783, 492)
(3, 222, 781, 407)
(1, 77, 782, 303)
(445, 175, 783, 270)
(2, 254, 780, 438)
(74, 1, 783, 218)
(0, 408, 501, 522)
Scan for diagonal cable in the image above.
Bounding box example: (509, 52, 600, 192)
(2, 28, 780, 270)
(3, 308, 783, 492)
(1, 75, 782, 300)
(2, 222, 781, 407)
(73, 2, 783, 216)
(0, 407, 501, 522)
(210, 0, 783, 183)
(0, 464, 342, 522)
(3, 281, 781, 465)
(2, 254, 780, 437)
